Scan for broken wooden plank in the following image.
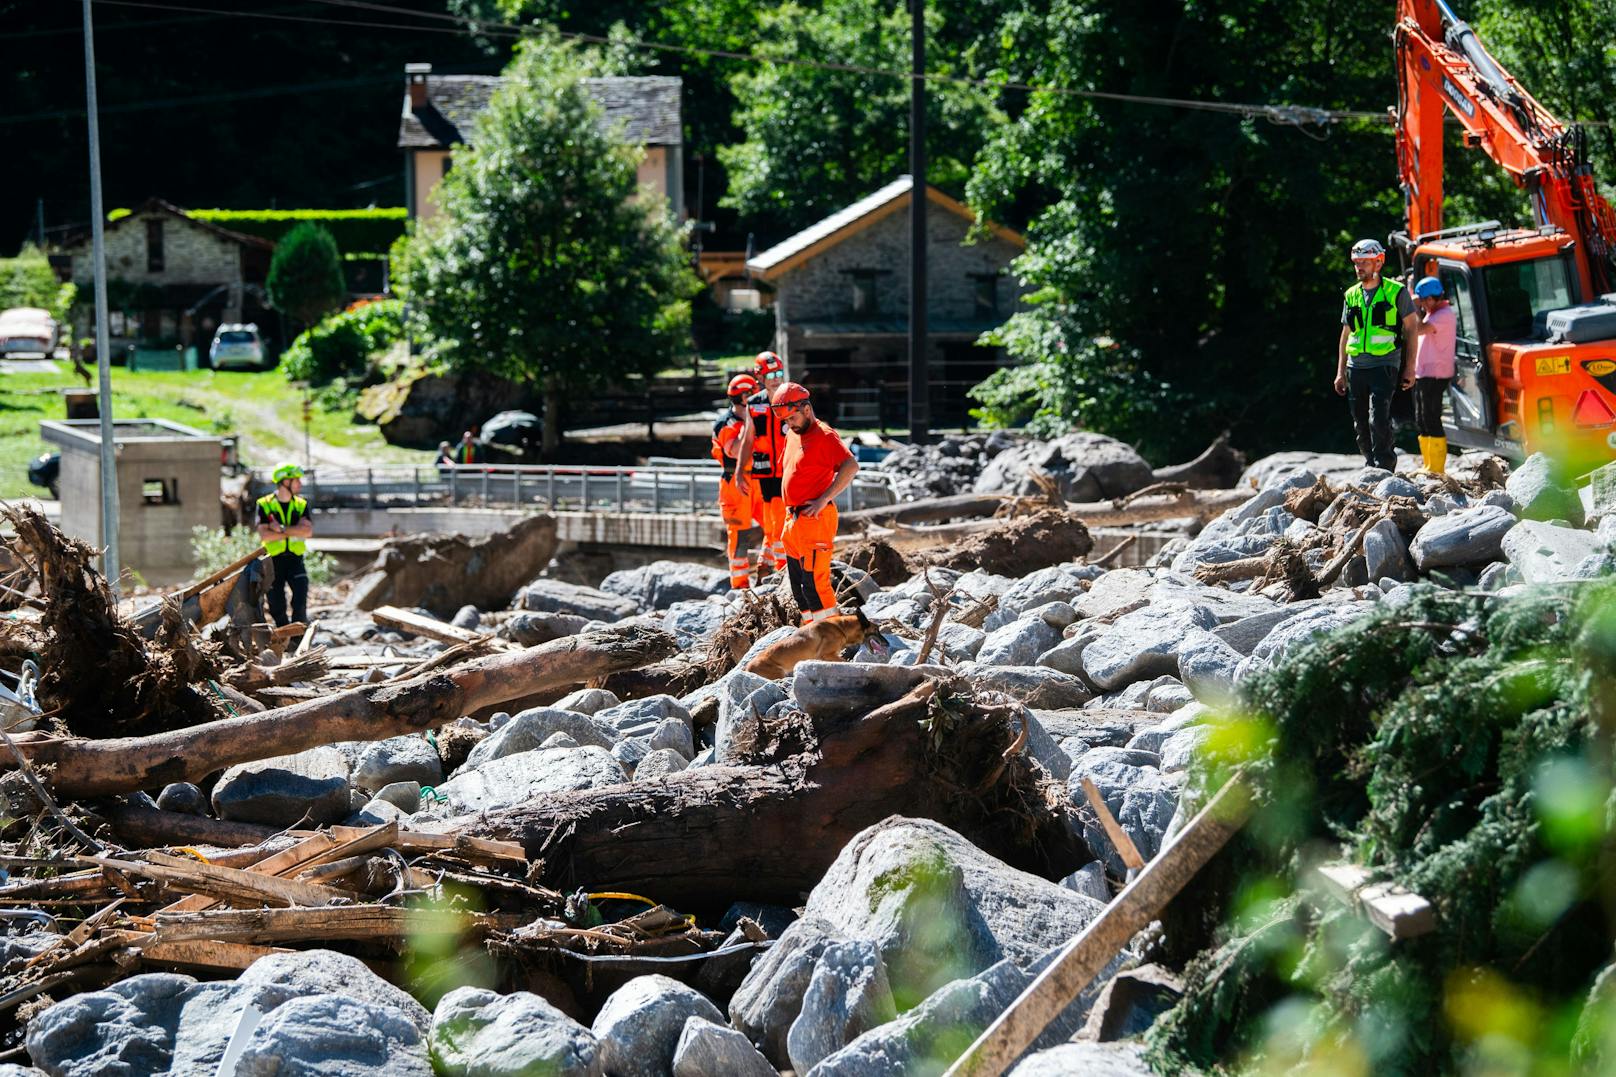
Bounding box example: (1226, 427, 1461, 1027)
(150, 905, 529, 945)
(160, 833, 343, 916)
(1079, 776, 1145, 872)
(371, 606, 516, 651)
(943, 775, 1254, 1077)
(84, 852, 357, 909)
(295, 621, 319, 657)
(137, 938, 291, 972)
(326, 825, 526, 865)
(1312, 862, 1436, 941)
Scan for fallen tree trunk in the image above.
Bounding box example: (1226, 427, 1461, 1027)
(8, 626, 675, 798)
(842, 492, 1014, 528)
(1149, 433, 1245, 490)
(465, 679, 1088, 908)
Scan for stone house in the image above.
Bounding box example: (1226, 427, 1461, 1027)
(53, 198, 275, 352)
(746, 176, 1027, 429)
(397, 64, 684, 222)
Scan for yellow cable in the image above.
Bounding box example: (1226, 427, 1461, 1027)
(172, 846, 211, 863)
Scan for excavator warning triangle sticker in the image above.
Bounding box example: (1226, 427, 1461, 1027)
(1573, 389, 1616, 427)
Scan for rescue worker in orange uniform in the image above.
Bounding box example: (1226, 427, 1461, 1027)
(712, 374, 762, 589)
(737, 351, 790, 575)
(772, 382, 859, 624)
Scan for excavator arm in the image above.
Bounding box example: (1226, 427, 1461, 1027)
(1395, 0, 1616, 297)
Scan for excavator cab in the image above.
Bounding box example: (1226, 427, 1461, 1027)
(1394, 224, 1616, 469)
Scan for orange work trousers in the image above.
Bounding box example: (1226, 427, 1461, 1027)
(782, 502, 838, 622)
(718, 477, 760, 588)
(758, 494, 787, 572)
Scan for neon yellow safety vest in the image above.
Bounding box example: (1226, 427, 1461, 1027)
(1343, 277, 1406, 358)
(257, 494, 308, 556)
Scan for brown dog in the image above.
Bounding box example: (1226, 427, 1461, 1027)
(743, 609, 885, 680)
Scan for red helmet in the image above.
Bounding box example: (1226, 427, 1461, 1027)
(727, 373, 759, 398)
(769, 381, 811, 408)
(754, 351, 785, 377)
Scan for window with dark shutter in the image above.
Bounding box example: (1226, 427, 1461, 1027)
(146, 219, 165, 273)
(971, 273, 999, 318)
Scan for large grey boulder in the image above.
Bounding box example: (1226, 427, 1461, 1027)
(500, 611, 591, 647)
(1249, 602, 1374, 663)
(1174, 627, 1242, 705)
(591, 975, 724, 1077)
(672, 1018, 773, 1077)
(788, 940, 897, 1074)
(647, 716, 695, 759)
(664, 600, 728, 643)
(352, 735, 443, 794)
(517, 579, 639, 622)
(1362, 517, 1414, 582)
(431, 746, 626, 815)
(601, 560, 730, 610)
(595, 695, 692, 739)
(972, 431, 1154, 501)
(155, 782, 206, 815)
(1410, 505, 1517, 570)
(994, 568, 1092, 623)
(1506, 451, 1585, 525)
(238, 950, 431, 1034)
(976, 616, 1063, 667)
(465, 708, 615, 769)
(1147, 573, 1282, 624)
(968, 666, 1092, 709)
(634, 748, 689, 781)
(1212, 603, 1314, 655)
(730, 916, 846, 1066)
(430, 986, 600, 1077)
(27, 974, 259, 1076)
(792, 662, 948, 720)
(553, 687, 620, 716)
(801, 818, 1106, 1008)
(1008, 1042, 1156, 1076)
(234, 994, 430, 1077)
(1070, 749, 1181, 875)
(714, 671, 785, 764)
(211, 746, 352, 827)
(1502, 520, 1604, 584)
(1073, 569, 1152, 621)
(1080, 602, 1218, 691)
(1239, 451, 1362, 489)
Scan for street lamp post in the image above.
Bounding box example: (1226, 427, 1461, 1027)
(82, 0, 120, 590)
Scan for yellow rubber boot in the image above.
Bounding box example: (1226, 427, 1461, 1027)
(1429, 436, 1447, 474)
(1415, 436, 1430, 471)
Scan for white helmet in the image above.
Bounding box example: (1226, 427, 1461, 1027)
(1350, 238, 1386, 260)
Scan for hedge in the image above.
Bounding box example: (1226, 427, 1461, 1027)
(108, 207, 408, 253)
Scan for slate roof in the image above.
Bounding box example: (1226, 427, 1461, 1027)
(397, 74, 682, 150)
(746, 177, 1023, 280)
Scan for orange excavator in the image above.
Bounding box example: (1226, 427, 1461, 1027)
(1393, 0, 1616, 468)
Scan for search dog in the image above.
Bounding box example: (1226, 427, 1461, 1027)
(742, 608, 886, 680)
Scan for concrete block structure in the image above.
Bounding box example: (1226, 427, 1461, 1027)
(41, 419, 223, 584)
(746, 176, 1029, 429)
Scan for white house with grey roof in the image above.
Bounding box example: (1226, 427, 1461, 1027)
(746, 176, 1029, 429)
(396, 64, 684, 222)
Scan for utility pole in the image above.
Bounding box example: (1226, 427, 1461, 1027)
(908, 0, 929, 445)
(35, 198, 45, 248)
(82, 0, 119, 591)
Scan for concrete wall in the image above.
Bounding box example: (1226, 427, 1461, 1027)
(63, 210, 244, 288)
(43, 421, 222, 584)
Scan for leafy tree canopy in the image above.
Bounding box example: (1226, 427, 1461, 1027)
(266, 223, 346, 327)
(402, 36, 700, 449)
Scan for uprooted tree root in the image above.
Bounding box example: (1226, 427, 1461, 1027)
(932, 509, 1095, 576)
(841, 538, 911, 588)
(0, 506, 224, 737)
(705, 587, 798, 679)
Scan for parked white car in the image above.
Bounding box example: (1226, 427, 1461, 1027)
(0, 307, 57, 356)
(209, 323, 265, 370)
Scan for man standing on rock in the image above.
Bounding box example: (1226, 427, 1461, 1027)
(256, 462, 313, 626)
(772, 382, 859, 624)
(1336, 238, 1417, 471)
(713, 373, 762, 590)
(737, 351, 790, 577)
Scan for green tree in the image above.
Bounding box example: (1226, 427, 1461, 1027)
(266, 223, 345, 328)
(717, 0, 1003, 238)
(403, 38, 700, 457)
(0, 245, 74, 322)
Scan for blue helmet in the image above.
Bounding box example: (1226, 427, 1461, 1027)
(1413, 276, 1445, 299)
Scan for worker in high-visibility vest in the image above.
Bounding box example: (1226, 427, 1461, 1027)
(737, 351, 790, 575)
(713, 373, 762, 589)
(256, 462, 313, 626)
(772, 382, 859, 624)
(1336, 238, 1418, 471)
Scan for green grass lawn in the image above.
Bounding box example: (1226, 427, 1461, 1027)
(0, 365, 418, 500)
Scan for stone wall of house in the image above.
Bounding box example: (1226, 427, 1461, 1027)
(64, 210, 244, 287)
(773, 203, 1027, 326)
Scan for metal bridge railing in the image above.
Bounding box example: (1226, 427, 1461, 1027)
(251, 462, 897, 516)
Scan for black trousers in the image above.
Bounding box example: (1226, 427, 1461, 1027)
(267, 551, 309, 626)
(1413, 376, 1450, 437)
(1348, 364, 1399, 471)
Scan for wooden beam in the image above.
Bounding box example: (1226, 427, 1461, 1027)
(150, 905, 529, 945)
(1079, 777, 1145, 872)
(942, 776, 1253, 1077)
(371, 606, 516, 651)
(1312, 862, 1436, 941)
(84, 852, 357, 909)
